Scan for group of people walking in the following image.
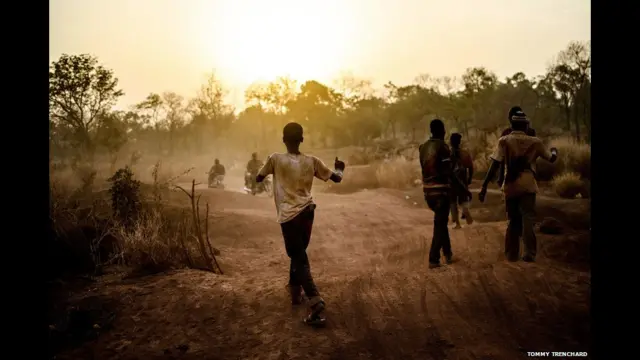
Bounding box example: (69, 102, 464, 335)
(251, 105, 558, 327)
(420, 106, 557, 267)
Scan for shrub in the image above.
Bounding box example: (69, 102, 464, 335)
(107, 167, 142, 228)
(464, 130, 502, 178)
(111, 208, 198, 275)
(551, 172, 584, 199)
(347, 149, 374, 165)
(325, 156, 420, 193)
(537, 136, 591, 181)
(375, 157, 420, 189)
(50, 169, 221, 278)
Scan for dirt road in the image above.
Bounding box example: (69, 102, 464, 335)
(57, 187, 590, 360)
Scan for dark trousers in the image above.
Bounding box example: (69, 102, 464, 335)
(505, 193, 537, 260)
(425, 194, 452, 264)
(280, 205, 320, 298)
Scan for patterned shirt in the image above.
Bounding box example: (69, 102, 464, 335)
(490, 131, 554, 198)
(258, 153, 334, 223)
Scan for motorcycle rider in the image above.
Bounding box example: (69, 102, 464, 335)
(208, 159, 226, 186)
(245, 152, 264, 190)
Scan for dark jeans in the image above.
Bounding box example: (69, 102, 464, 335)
(425, 194, 452, 264)
(505, 193, 537, 260)
(280, 205, 320, 298)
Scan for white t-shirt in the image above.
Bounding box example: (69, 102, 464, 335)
(258, 152, 334, 223)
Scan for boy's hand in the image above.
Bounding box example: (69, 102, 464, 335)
(550, 147, 558, 156)
(334, 157, 345, 171)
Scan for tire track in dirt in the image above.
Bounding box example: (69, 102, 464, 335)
(199, 187, 588, 359)
(57, 187, 590, 360)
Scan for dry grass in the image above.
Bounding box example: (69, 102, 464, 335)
(464, 133, 591, 181)
(375, 157, 420, 189)
(551, 172, 587, 199)
(537, 136, 591, 181)
(49, 163, 220, 278)
(325, 156, 420, 193)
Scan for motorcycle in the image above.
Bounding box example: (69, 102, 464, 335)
(206, 173, 225, 189)
(244, 171, 272, 196)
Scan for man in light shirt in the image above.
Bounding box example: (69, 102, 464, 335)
(478, 107, 558, 262)
(256, 122, 345, 327)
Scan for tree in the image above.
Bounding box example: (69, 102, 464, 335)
(333, 72, 374, 108)
(95, 111, 129, 171)
(135, 93, 164, 128)
(344, 97, 386, 145)
(286, 80, 342, 146)
(162, 92, 186, 155)
(190, 72, 235, 151)
(552, 41, 591, 142)
(461, 67, 499, 132)
(236, 105, 271, 150)
(49, 54, 124, 158)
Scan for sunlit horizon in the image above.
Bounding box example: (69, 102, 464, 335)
(49, 0, 590, 111)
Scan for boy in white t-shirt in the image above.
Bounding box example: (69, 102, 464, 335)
(256, 122, 345, 327)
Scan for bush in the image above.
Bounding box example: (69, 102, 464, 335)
(537, 136, 591, 181)
(464, 130, 502, 179)
(325, 156, 420, 193)
(107, 167, 142, 228)
(49, 166, 221, 279)
(551, 172, 584, 199)
(111, 207, 204, 275)
(375, 157, 420, 189)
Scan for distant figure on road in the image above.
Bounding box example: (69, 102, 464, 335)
(208, 159, 225, 182)
(245, 152, 263, 189)
(497, 113, 536, 187)
(449, 133, 474, 229)
(256, 122, 345, 327)
(419, 119, 472, 269)
(478, 107, 558, 262)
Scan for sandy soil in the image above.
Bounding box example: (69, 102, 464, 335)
(49, 186, 590, 360)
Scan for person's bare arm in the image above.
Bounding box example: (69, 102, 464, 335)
(256, 156, 274, 183)
(482, 161, 501, 190)
(479, 139, 505, 202)
(314, 156, 345, 183)
(496, 162, 506, 186)
(537, 143, 558, 163)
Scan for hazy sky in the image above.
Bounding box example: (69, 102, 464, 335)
(50, 0, 590, 110)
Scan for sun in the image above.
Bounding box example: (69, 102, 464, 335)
(194, 0, 354, 85)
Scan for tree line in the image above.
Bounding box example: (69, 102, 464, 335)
(49, 41, 590, 165)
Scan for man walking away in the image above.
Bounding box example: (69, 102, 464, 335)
(256, 122, 345, 327)
(497, 110, 537, 187)
(419, 119, 472, 268)
(449, 133, 474, 229)
(478, 107, 558, 262)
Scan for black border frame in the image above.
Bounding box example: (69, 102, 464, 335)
(1, 0, 634, 358)
(591, 0, 636, 359)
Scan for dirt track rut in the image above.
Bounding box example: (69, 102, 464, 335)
(59, 188, 590, 360)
